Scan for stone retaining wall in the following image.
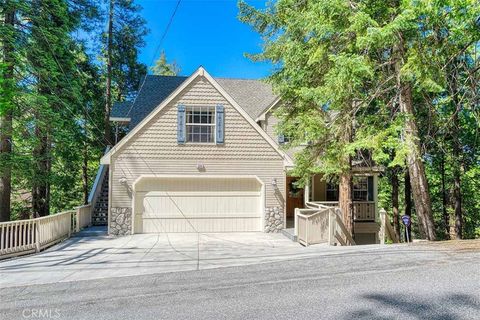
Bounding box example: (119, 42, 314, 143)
(110, 207, 132, 236)
(264, 207, 284, 233)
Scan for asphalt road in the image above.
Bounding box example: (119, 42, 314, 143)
(1, 244, 479, 320)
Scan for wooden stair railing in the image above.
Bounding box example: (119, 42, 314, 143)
(379, 208, 400, 244)
(329, 208, 356, 246)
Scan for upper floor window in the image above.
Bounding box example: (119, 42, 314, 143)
(326, 182, 339, 201)
(352, 176, 368, 201)
(186, 106, 215, 143)
(278, 134, 290, 145)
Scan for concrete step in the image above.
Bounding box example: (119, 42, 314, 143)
(280, 228, 297, 242)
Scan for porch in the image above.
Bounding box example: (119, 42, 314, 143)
(285, 173, 384, 246)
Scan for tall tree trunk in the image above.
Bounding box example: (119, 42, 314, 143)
(448, 62, 463, 240)
(451, 107, 463, 240)
(404, 170, 412, 241)
(440, 152, 449, 238)
(391, 168, 401, 241)
(0, 4, 15, 222)
(338, 119, 353, 236)
(82, 139, 89, 205)
(32, 122, 50, 218)
(104, 0, 114, 145)
(394, 34, 436, 240)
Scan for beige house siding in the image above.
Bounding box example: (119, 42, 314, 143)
(264, 110, 303, 161)
(264, 110, 279, 143)
(109, 76, 287, 233)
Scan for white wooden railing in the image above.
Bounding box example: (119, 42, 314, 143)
(379, 208, 400, 244)
(0, 204, 92, 260)
(295, 208, 330, 246)
(295, 206, 356, 246)
(306, 201, 376, 221)
(88, 147, 110, 204)
(330, 207, 356, 246)
(75, 204, 92, 232)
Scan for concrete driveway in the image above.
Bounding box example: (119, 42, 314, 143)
(0, 228, 385, 288)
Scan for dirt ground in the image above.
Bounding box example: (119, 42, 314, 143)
(412, 239, 480, 252)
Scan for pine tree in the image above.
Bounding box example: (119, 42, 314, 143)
(0, 0, 16, 222)
(239, 0, 376, 236)
(104, 0, 148, 144)
(151, 51, 180, 76)
(239, 0, 479, 240)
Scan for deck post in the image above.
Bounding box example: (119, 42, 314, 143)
(294, 208, 299, 237)
(379, 208, 386, 244)
(304, 178, 310, 205)
(34, 221, 40, 253)
(328, 208, 335, 246)
(76, 208, 80, 233)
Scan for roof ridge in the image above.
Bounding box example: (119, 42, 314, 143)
(214, 77, 267, 81)
(144, 74, 268, 81)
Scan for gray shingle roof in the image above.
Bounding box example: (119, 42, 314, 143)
(214, 78, 277, 120)
(110, 101, 132, 118)
(111, 75, 277, 130)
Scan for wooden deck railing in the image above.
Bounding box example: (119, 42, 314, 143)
(0, 204, 92, 260)
(295, 207, 355, 246)
(75, 205, 92, 232)
(331, 208, 356, 246)
(379, 208, 400, 244)
(306, 201, 376, 221)
(295, 208, 330, 246)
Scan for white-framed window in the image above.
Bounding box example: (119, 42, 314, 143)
(326, 182, 339, 201)
(186, 106, 215, 143)
(352, 176, 368, 201)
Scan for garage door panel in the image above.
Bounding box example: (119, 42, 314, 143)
(134, 176, 263, 233)
(141, 217, 262, 233)
(142, 196, 260, 217)
(136, 178, 261, 193)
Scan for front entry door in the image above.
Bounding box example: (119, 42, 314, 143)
(286, 177, 304, 218)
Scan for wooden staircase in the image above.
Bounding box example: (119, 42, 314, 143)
(92, 171, 109, 226)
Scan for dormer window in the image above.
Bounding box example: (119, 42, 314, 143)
(186, 106, 215, 143)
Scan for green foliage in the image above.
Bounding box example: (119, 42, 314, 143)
(150, 51, 181, 76)
(0, 0, 146, 218)
(108, 0, 148, 101)
(240, 0, 480, 238)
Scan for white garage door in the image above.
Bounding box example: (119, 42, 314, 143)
(134, 176, 263, 233)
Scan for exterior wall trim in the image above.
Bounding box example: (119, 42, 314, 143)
(109, 117, 131, 122)
(132, 174, 264, 191)
(255, 97, 281, 122)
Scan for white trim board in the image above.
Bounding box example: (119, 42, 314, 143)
(255, 97, 281, 122)
(109, 117, 131, 122)
(101, 66, 293, 166)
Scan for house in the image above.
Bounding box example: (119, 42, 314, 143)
(93, 67, 382, 244)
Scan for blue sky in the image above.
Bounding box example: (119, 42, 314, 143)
(137, 0, 271, 79)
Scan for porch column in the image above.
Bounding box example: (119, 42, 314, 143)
(373, 174, 379, 221)
(304, 177, 311, 205)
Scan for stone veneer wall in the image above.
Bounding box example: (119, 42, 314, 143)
(110, 207, 132, 236)
(264, 207, 284, 233)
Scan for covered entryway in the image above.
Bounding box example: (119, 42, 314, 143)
(133, 175, 264, 233)
(286, 176, 304, 228)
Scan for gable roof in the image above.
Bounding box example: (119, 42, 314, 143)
(214, 78, 277, 121)
(101, 67, 293, 166)
(111, 75, 278, 129)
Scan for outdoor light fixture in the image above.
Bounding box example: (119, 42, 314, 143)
(118, 177, 128, 185)
(271, 178, 277, 188)
(196, 163, 205, 170)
